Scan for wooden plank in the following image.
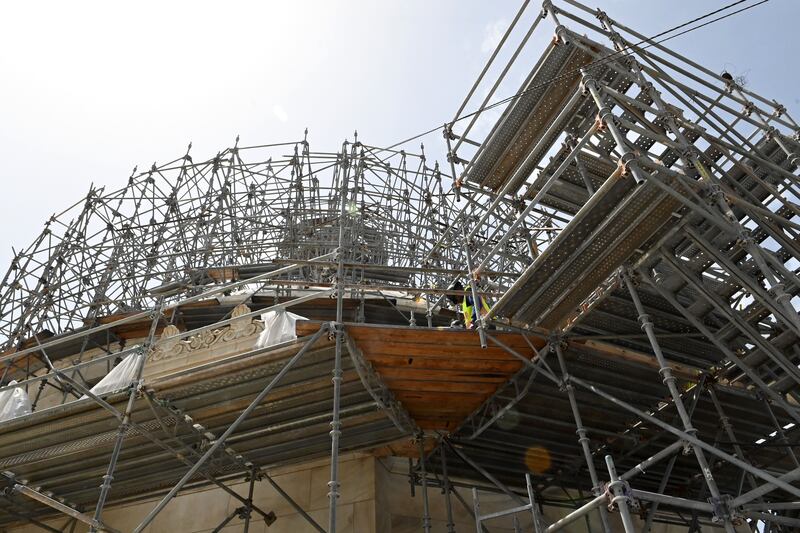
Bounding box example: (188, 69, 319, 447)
(347, 325, 542, 348)
(417, 419, 461, 431)
(399, 406, 483, 418)
(374, 367, 509, 383)
(394, 390, 486, 403)
(404, 406, 476, 418)
(353, 342, 528, 361)
(293, 322, 542, 433)
(399, 399, 478, 412)
(368, 354, 522, 373)
(296, 321, 327, 337)
(353, 336, 535, 353)
(382, 379, 498, 394)
(399, 407, 482, 418)
(414, 413, 466, 422)
(299, 321, 543, 353)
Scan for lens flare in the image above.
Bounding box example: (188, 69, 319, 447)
(524, 446, 551, 474)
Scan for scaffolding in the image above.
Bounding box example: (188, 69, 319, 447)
(1, 0, 800, 531)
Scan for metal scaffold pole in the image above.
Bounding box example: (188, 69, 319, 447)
(418, 436, 433, 533)
(553, 340, 612, 533)
(90, 299, 164, 532)
(328, 140, 353, 533)
(623, 270, 737, 532)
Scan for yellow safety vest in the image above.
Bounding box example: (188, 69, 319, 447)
(462, 289, 490, 328)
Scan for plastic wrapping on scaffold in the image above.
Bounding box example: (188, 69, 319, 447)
(81, 351, 144, 398)
(257, 309, 305, 348)
(0, 380, 32, 421)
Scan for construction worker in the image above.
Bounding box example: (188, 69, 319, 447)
(448, 280, 490, 329)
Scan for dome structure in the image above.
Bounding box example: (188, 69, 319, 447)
(0, 136, 555, 351)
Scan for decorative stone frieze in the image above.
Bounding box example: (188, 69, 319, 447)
(148, 304, 264, 363)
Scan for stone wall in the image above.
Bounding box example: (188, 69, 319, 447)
(6, 453, 376, 533)
(6, 453, 747, 532)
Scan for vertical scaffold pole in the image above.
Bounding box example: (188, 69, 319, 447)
(418, 436, 432, 533)
(622, 271, 737, 533)
(328, 141, 352, 533)
(90, 299, 164, 532)
(554, 340, 612, 533)
(526, 473, 545, 533)
(604, 455, 635, 533)
(242, 469, 256, 533)
(440, 444, 456, 533)
(642, 377, 706, 533)
(472, 487, 482, 533)
(461, 222, 487, 348)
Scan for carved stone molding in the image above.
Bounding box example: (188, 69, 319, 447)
(149, 304, 264, 362)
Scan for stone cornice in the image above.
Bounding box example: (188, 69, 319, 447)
(148, 304, 264, 363)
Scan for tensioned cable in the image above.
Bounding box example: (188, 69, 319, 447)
(385, 0, 769, 151)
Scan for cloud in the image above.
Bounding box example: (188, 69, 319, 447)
(481, 19, 508, 54)
(272, 104, 289, 123)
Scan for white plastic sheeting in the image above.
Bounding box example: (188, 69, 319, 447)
(0, 380, 32, 422)
(81, 351, 144, 398)
(257, 309, 305, 348)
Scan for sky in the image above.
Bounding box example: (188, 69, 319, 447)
(0, 0, 798, 271)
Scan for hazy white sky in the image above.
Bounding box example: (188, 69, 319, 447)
(0, 0, 797, 271)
